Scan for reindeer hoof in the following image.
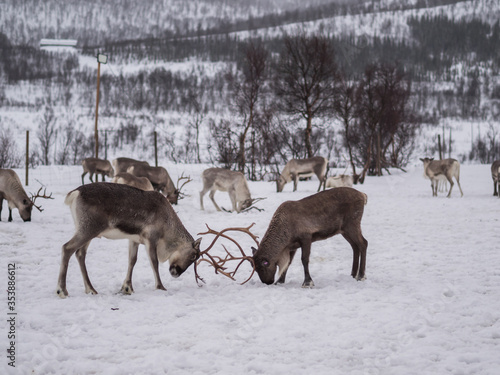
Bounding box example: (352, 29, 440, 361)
(56, 288, 68, 299)
(120, 285, 134, 295)
(85, 287, 98, 295)
(301, 280, 315, 288)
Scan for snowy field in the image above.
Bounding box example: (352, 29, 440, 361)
(1, 163, 500, 375)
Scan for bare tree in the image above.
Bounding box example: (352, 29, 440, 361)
(273, 30, 338, 157)
(37, 104, 57, 165)
(227, 41, 268, 173)
(333, 74, 359, 182)
(354, 63, 419, 181)
(0, 122, 21, 168)
(186, 89, 205, 164)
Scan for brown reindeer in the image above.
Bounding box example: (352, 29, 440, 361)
(112, 172, 154, 191)
(127, 164, 179, 204)
(0, 169, 33, 222)
(277, 156, 328, 192)
(56, 183, 201, 298)
(200, 168, 255, 213)
(112, 157, 150, 174)
(491, 160, 500, 197)
(420, 158, 463, 197)
(0, 169, 52, 222)
(252, 187, 368, 287)
(81, 157, 114, 184)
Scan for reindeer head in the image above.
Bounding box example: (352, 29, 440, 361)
(168, 238, 201, 278)
(251, 246, 276, 285)
(16, 197, 33, 222)
(276, 176, 286, 192)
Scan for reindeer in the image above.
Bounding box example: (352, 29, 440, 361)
(0, 169, 33, 222)
(81, 157, 114, 184)
(276, 156, 328, 192)
(420, 158, 464, 197)
(0, 169, 52, 221)
(200, 168, 255, 213)
(251, 187, 368, 287)
(491, 160, 500, 197)
(56, 183, 201, 298)
(127, 164, 179, 204)
(325, 174, 354, 189)
(112, 172, 154, 191)
(112, 157, 150, 174)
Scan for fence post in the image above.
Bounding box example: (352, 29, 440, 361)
(25, 130, 29, 186)
(154, 131, 158, 167)
(438, 134, 442, 160)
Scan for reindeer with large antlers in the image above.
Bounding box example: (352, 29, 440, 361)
(0, 169, 53, 222)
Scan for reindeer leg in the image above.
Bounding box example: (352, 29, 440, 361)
(146, 241, 167, 291)
(56, 235, 93, 298)
(199, 189, 207, 210)
(276, 249, 297, 285)
(292, 174, 298, 192)
(0, 196, 3, 221)
(446, 176, 454, 198)
(300, 239, 314, 288)
(121, 240, 139, 294)
(455, 176, 464, 197)
(494, 180, 498, 196)
(8, 207, 13, 222)
(209, 190, 222, 211)
(229, 189, 238, 213)
(75, 245, 98, 295)
(342, 229, 368, 280)
(81, 172, 87, 185)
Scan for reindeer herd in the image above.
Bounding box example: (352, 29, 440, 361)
(1, 155, 499, 298)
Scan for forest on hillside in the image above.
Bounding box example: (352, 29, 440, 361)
(1, 1, 499, 177)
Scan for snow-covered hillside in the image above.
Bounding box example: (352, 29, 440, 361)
(1, 162, 499, 374)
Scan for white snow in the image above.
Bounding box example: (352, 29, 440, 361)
(1, 162, 499, 374)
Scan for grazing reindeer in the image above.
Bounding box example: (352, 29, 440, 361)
(200, 168, 254, 213)
(56, 183, 201, 298)
(112, 157, 150, 174)
(276, 156, 328, 192)
(491, 160, 500, 197)
(325, 174, 353, 189)
(252, 187, 368, 287)
(0, 169, 33, 222)
(127, 164, 179, 204)
(112, 172, 154, 191)
(0, 169, 52, 221)
(420, 158, 464, 197)
(81, 158, 114, 184)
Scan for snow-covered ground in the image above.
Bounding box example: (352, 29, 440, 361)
(1, 162, 499, 375)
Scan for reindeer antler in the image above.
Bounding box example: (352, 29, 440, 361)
(194, 223, 260, 286)
(30, 186, 54, 212)
(176, 172, 192, 201)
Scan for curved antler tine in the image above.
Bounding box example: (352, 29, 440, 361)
(195, 223, 259, 285)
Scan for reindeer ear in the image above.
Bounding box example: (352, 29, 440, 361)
(251, 246, 258, 255)
(193, 238, 202, 250)
(419, 158, 424, 162)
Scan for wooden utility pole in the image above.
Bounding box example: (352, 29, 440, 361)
(94, 53, 108, 159)
(94, 60, 101, 158)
